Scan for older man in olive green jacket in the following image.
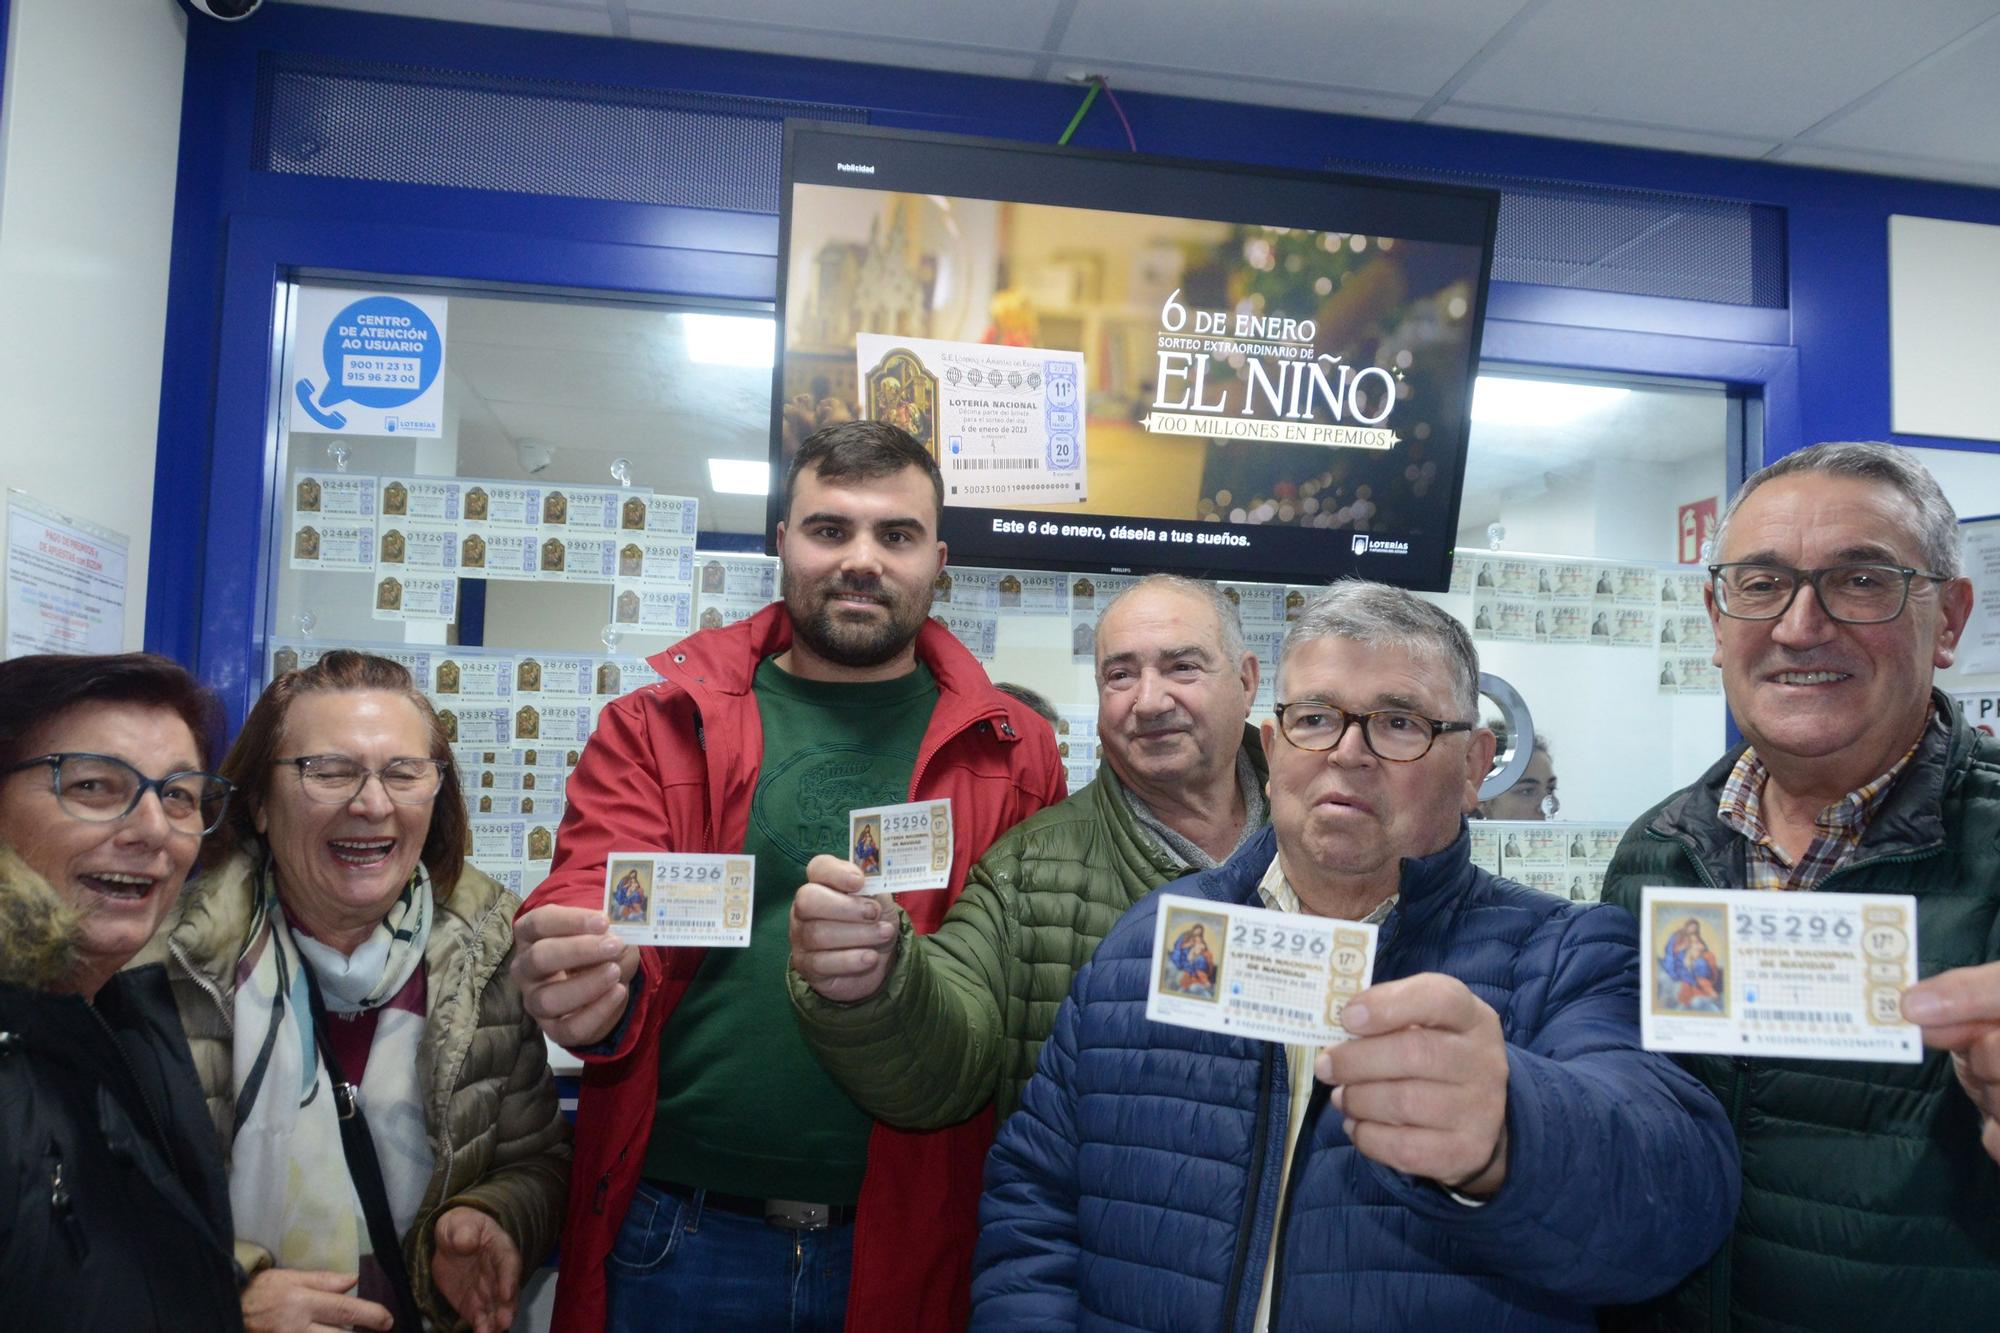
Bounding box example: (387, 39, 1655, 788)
(789, 575, 1268, 1127)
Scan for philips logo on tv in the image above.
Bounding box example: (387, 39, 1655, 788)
(835, 162, 876, 174)
(1350, 535, 1410, 556)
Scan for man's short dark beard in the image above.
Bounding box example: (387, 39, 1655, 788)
(782, 568, 933, 669)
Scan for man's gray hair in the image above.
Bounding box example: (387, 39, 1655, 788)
(1715, 441, 1962, 578)
(1097, 574, 1246, 667)
(1279, 581, 1481, 720)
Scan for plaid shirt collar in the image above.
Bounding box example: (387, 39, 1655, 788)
(1260, 851, 1397, 924)
(1716, 731, 1924, 892)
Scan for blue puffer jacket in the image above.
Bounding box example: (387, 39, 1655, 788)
(974, 824, 1739, 1331)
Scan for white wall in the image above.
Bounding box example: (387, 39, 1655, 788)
(0, 0, 186, 650)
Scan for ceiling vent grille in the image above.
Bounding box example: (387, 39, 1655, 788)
(1331, 159, 1786, 308)
(255, 54, 867, 213)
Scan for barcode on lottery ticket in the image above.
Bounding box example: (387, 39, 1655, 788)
(1745, 1008, 1846, 1024)
(954, 458, 1041, 469)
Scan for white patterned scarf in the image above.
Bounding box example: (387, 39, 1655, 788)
(228, 859, 435, 1295)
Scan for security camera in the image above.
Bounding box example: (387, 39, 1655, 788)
(517, 439, 556, 475)
(189, 0, 264, 20)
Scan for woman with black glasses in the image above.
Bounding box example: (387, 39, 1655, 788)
(0, 652, 244, 1330)
(152, 650, 568, 1333)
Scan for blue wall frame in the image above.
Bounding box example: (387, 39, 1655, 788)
(153, 4, 2000, 727)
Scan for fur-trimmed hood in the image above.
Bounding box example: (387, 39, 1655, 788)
(0, 843, 82, 991)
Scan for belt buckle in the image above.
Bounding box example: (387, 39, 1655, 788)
(762, 1199, 830, 1231)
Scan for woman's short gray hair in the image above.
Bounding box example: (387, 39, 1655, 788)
(1715, 442, 1962, 578)
(1279, 581, 1481, 720)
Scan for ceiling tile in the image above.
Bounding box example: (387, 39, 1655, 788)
(626, 13, 1042, 78)
(1448, 0, 2000, 139)
(1766, 143, 2000, 190)
(1798, 19, 2000, 166)
(1425, 102, 1778, 162)
(625, 0, 1068, 49)
(1068, 61, 1428, 122)
(1057, 0, 1524, 97)
(271, 0, 616, 38)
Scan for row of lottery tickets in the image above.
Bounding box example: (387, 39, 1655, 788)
(286, 471, 744, 635)
(1142, 885, 1924, 1065)
(1470, 821, 1630, 903)
(1450, 556, 1721, 695)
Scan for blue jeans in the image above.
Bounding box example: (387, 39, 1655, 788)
(604, 1181, 853, 1333)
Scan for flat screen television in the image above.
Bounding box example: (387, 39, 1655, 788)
(770, 122, 1499, 590)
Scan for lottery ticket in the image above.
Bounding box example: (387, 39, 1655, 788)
(848, 799, 954, 895)
(429, 653, 512, 701)
(288, 520, 374, 571)
(291, 472, 377, 521)
(604, 852, 754, 947)
(1146, 895, 1379, 1046)
(460, 481, 542, 528)
(371, 573, 457, 623)
(375, 522, 458, 573)
(696, 554, 778, 602)
(856, 331, 1087, 508)
(378, 477, 461, 523)
(513, 653, 597, 699)
(1639, 886, 1922, 1063)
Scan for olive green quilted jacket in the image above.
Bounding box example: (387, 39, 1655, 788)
(134, 849, 570, 1330)
(1602, 693, 2000, 1331)
(791, 731, 1267, 1130)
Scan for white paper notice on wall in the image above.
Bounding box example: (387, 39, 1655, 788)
(5, 490, 130, 658)
(1890, 215, 2000, 443)
(288, 286, 449, 438)
(1956, 522, 2000, 676)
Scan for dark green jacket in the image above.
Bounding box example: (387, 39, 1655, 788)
(1603, 692, 2000, 1331)
(790, 729, 1267, 1130)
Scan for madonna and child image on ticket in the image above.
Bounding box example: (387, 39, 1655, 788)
(604, 852, 754, 947)
(1639, 886, 1921, 1063)
(848, 798, 955, 894)
(1146, 896, 1379, 1045)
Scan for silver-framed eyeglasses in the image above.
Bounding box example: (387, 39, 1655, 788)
(1272, 702, 1474, 762)
(1708, 561, 1948, 625)
(276, 755, 447, 805)
(2, 752, 233, 836)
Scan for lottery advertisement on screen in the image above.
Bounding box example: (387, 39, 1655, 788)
(772, 123, 1499, 589)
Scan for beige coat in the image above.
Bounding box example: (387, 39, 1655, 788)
(134, 848, 570, 1329)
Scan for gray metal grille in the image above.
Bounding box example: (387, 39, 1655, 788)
(1333, 159, 1786, 308)
(255, 54, 867, 213)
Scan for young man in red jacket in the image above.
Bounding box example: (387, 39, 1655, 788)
(511, 420, 1064, 1333)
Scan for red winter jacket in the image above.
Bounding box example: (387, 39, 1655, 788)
(524, 603, 1064, 1332)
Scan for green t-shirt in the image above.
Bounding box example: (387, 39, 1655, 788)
(645, 655, 939, 1203)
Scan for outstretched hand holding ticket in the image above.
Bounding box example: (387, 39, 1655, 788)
(791, 852, 900, 1003)
(1316, 972, 1511, 1197)
(1902, 959, 2000, 1165)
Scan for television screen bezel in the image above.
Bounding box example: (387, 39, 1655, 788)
(769, 120, 1500, 592)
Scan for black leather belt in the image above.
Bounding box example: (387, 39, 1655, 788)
(648, 1177, 854, 1231)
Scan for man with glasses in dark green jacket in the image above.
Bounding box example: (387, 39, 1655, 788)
(1605, 441, 2000, 1329)
(787, 574, 1266, 1128)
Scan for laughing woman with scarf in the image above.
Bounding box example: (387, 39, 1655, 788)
(140, 651, 569, 1332)
(0, 652, 243, 1330)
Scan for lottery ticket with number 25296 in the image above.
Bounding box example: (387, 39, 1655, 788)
(1146, 895, 1379, 1046)
(603, 852, 754, 948)
(1639, 886, 1921, 1063)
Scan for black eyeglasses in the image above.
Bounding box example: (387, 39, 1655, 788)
(1, 753, 233, 836)
(1272, 702, 1474, 762)
(275, 755, 447, 806)
(1708, 562, 1949, 625)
